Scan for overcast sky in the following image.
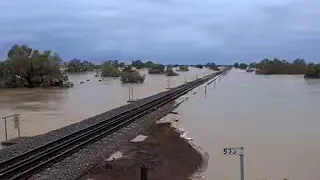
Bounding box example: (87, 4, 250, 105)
(0, 0, 320, 64)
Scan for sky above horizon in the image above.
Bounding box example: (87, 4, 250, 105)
(1, 0, 320, 64)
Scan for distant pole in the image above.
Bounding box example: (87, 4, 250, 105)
(167, 78, 171, 89)
(184, 76, 187, 83)
(240, 147, 244, 180)
(131, 87, 134, 100)
(202, 72, 204, 77)
(128, 88, 131, 101)
(196, 74, 198, 80)
(16, 115, 20, 138)
(3, 117, 7, 141)
(205, 86, 207, 95)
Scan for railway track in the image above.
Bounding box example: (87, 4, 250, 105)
(0, 69, 230, 180)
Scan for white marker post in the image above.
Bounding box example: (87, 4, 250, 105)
(223, 147, 244, 180)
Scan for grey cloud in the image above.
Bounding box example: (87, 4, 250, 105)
(0, 0, 320, 63)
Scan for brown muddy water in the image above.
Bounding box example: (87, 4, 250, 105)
(0, 67, 212, 143)
(173, 69, 320, 180)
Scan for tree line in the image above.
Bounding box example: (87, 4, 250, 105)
(0, 44, 224, 87)
(234, 58, 320, 78)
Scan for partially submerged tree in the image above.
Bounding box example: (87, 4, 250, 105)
(120, 66, 145, 83)
(304, 63, 320, 78)
(144, 61, 155, 68)
(131, 60, 144, 69)
(206, 63, 220, 71)
(101, 61, 121, 77)
(239, 63, 248, 69)
(255, 58, 307, 75)
(166, 66, 179, 76)
(64, 59, 96, 73)
(234, 62, 239, 68)
(148, 64, 165, 74)
(178, 65, 189, 71)
(2, 44, 69, 88)
(195, 64, 203, 69)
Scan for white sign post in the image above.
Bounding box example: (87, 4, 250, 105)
(223, 147, 244, 180)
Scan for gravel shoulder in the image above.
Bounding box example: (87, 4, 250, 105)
(79, 122, 204, 180)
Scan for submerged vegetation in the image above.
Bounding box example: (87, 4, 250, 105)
(236, 58, 320, 78)
(120, 66, 145, 83)
(255, 58, 307, 75)
(64, 59, 97, 73)
(0, 44, 71, 88)
(166, 66, 179, 76)
(305, 63, 320, 78)
(178, 65, 189, 71)
(148, 64, 165, 74)
(195, 64, 203, 69)
(206, 63, 220, 71)
(234, 62, 248, 69)
(101, 61, 121, 77)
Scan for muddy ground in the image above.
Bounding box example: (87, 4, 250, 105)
(80, 122, 204, 180)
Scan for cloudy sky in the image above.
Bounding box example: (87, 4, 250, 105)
(0, 0, 320, 64)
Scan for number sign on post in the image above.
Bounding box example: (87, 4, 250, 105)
(223, 147, 244, 155)
(223, 147, 244, 180)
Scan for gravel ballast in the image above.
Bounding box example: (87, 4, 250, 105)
(28, 101, 180, 180)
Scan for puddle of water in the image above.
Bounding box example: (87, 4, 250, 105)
(131, 135, 148, 142)
(106, 151, 123, 161)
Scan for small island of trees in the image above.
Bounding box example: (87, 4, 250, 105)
(101, 61, 121, 77)
(99, 61, 145, 83)
(165, 66, 179, 76)
(0, 44, 71, 88)
(178, 65, 189, 71)
(148, 64, 165, 74)
(64, 59, 98, 73)
(120, 66, 145, 83)
(205, 63, 220, 71)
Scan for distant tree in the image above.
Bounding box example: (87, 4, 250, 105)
(119, 62, 125, 68)
(148, 64, 165, 74)
(206, 63, 220, 71)
(65, 59, 96, 73)
(144, 61, 155, 68)
(195, 64, 203, 69)
(248, 63, 257, 68)
(120, 71, 145, 83)
(239, 63, 248, 69)
(166, 66, 179, 76)
(120, 66, 145, 83)
(178, 65, 189, 71)
(131, 60, 144, 69)
(305, 63, 320, 78)
(234, 62, 239, 68)
(101, 61, 121, 77)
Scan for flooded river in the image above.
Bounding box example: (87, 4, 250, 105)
(0, 67, 211, 141)
(175, 69, 320, 180)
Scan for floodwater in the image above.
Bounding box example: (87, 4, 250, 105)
(175, 69, 320, 180)
(0, 67, 212, 142)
